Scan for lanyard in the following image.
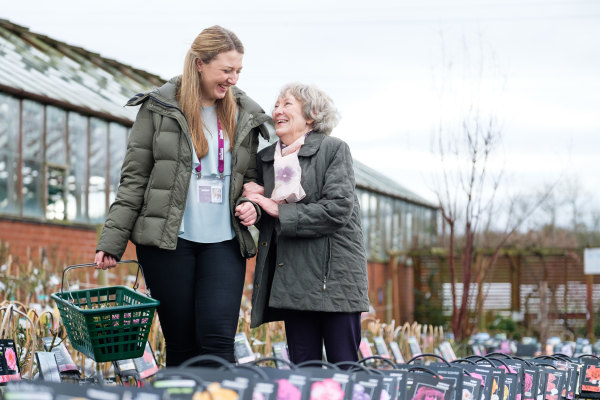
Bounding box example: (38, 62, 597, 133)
(195, 118, 224, 179)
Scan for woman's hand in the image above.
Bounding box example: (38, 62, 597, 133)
(94, 251, 117, 270)
(242, 182, 264, 197)
(235, 201, 258, 226)
(247, 193, 279, 218)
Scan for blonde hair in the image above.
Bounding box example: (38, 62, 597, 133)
(178, 26, 244, 158)
(278, 83, 340, 135)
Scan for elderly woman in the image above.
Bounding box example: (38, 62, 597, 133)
(243, 83, 369, 364)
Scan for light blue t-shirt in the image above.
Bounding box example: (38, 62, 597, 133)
(178, 106, 235, 243)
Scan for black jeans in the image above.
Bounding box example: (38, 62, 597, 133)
(283, 310, 362, 365)
(136, 237, 245, 366)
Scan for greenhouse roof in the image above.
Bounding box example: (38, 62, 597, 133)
(0, 19, 437, 210)
(0, 19, 164, 125)
(353, 159, 437, 208)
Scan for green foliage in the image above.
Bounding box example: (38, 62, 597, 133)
(487, 313, 524, 340)
(413, 267, 448, 328)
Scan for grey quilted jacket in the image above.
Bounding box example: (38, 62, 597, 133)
(97, 77, 271, 259)
(250, 133, 370, 328)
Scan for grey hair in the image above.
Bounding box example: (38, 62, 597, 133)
(277, 83, 341, 135)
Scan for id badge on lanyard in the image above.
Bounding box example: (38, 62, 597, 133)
(197, 176, 224, 204)
(194, 118, 225, 204)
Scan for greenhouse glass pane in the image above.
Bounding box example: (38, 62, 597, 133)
(22, 100, 44, 217)
(46, 166, 67, 220)
(0, 94, 19, 214)
(67, 112, 88, 222)
(89, 118, 107, 223)
(108, 122, 127, 204)
(46, 106, 67, 165)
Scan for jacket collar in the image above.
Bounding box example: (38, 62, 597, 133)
(260, 132, 326, 162)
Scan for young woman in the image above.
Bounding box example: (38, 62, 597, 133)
(94, 26, 271, 366)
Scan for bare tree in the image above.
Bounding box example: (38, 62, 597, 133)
(431, 34, 551, 341)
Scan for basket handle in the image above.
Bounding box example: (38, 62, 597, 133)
(61, 260, 149, 299)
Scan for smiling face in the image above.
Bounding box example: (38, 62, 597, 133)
(272, 92, 314, 145)
(196, 50, 243, 106)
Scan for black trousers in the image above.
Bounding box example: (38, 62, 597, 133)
(136, 237, 245, 366)
(283, 310, 362, 365)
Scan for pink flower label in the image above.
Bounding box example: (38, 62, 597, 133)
(5, 347, 17, 370)
(310, 378, 345, 400)
(277, 378, 302, 400)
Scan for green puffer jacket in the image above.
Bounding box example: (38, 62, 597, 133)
(97, 77, 271, 259)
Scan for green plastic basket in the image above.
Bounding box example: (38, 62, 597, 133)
(51, 261, 159, 363)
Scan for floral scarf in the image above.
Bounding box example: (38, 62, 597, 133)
(271, 134, 307, 203)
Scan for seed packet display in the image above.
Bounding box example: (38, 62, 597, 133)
(3, 381, 53, 400)
(488, 369, 506, 400)
(521, 366, 541, 400)
(351, 371, 384, 400)
(535, 366, 548, 400)
(302, 367, 353, 400)
(252, 380, 279, 400)
(228, 367, 279, 400)
(133, 342, 159, 379)
(0, 339, 21, 384)
(544, 359, 574, 400)
(153, 367, 255, 400)
(494, 361, 522, 400)
(426, 364, 481, 400)
(234, 332, 256, 364)
(41, 336, 80, 381)
(541, 368, 566, 400)
(501, 372, 518, 400)
(471, 344, 485, 357)
(5, 380, 164, 400)
(407, 337, 422, 358)
(405, 371, 455, 400)
(462, 376, 483, 400)
(260, 366, 312, 400)
(272, 341, 291, 369)
(565, 360, 583, 400)
(389, 341, 405, 364)
(379, 375, 400, 400)
(459, 364, 498, 400)
(381, 369, 408, 400)
(373, 336, 392, 359)
(359, 337, 374, 359)
(114, 357, 138, 380)
(35, 352, 61, 383)
(578, 358, 600, 398)
(438, 341, 457, 362)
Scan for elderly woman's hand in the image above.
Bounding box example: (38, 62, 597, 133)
(242, 182, 264, 197)
(235, 201, 258, 226)
(247, 193, 279, 218)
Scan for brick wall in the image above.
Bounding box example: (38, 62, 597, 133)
(0, 218, 137, 266)
(2, 218, 410, 325)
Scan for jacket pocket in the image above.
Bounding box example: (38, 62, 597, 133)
(275, 235, 330, 290)
(322, 236, 331, 291)
(141, 167, 155, 213)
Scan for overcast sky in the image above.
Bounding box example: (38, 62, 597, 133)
(2, 0, 600, 214)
